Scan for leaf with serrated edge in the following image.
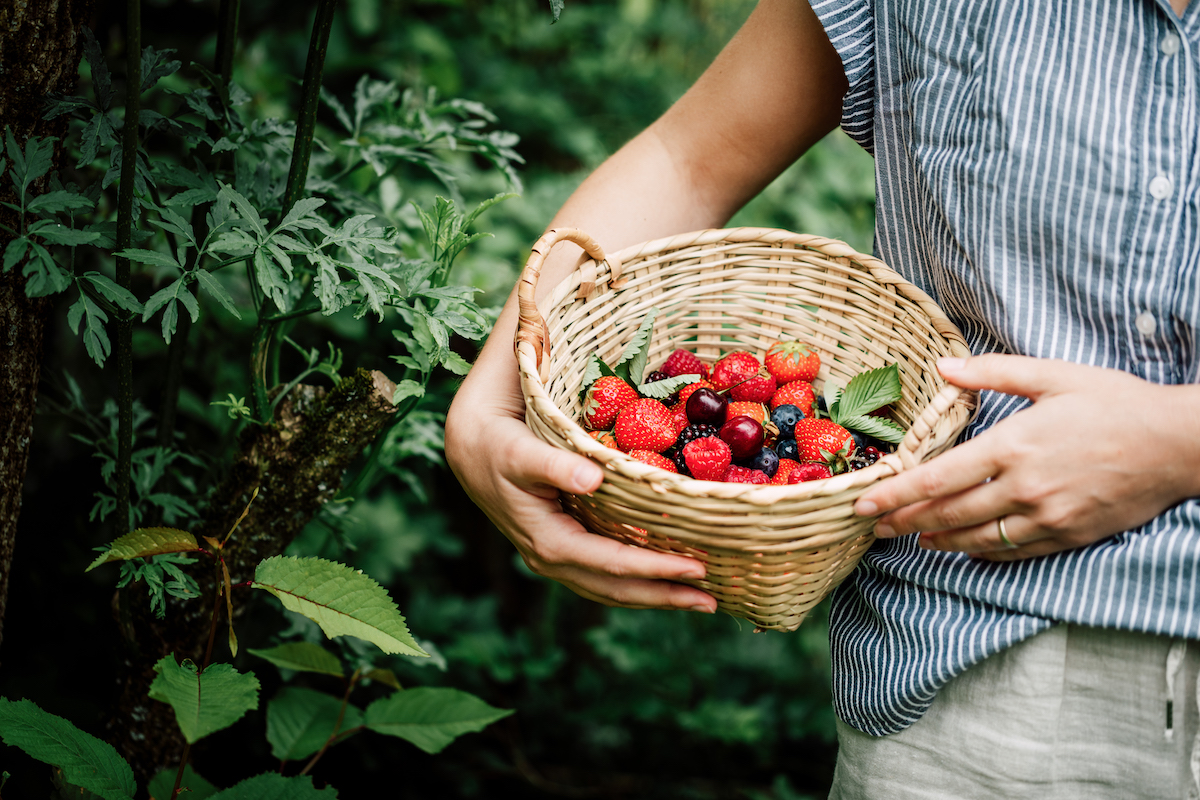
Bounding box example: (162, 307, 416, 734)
(0, 698, 135, 800)
(86, 527, 199, 572)
(363, 687, 513, 754)
(206, 773, 338, 800)
(577, 352, 618, 401)
(822, 379, 843, 420)
(248, 642, 343, 677)
(839, 414, 906, 444)
(836, 364, 902, 421)
(612, 307, 658, 386)
(266, 687, 362, 762)
(148, 765, 217, 800)
(637, 373, 700, 400)
(148, 656, 260, 744)
(251, 556, 428, 657)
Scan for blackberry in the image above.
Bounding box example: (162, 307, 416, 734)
(678, 423, 719, 449)
(669, 447, 691, 477)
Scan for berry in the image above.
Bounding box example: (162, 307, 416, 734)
(675, 380, 715, 411)
(730, 367, 776, 403)
(770, 381, 815, 415)
(864, 445, 883, 461)
(725, 400, 768, 425)
(589, 430, 621, 450)
(583, 376, 639, 430)
(686, 387, 728, 426)
(719, 415, 765, 459)
(793, 418, 855, 467)
(667, 446, 691, 476)
(747, 446, 780, 478)
(662, 349, 710, 380)
(671, 406, 690, 434)
(678, 423, 719, 449)
(774, 438, 799, 461)
(722, 465, 771, 484)
(711, 351, 761, 392)
(645, 370, 680, 405)
(682, 437, 732, 481)
(614, 399, 678, 453)
(771, 458, 803, 484)
(770, 404, 805, 438)
(627, 450, 678, 473)
(764, 340, 821, 383)
(788, 463, 833, 483)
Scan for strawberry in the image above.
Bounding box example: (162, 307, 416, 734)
(770, 380, 815, 416)
(721, 465, 770, 484)
(725, 400, 768, 425)
(788, 463, 833, 483)
(793, 418, 855, 469)
(710, 351, 761, 392)
(764, 340, 821, 383)
(682, 437, 732, 481)
(614, 398, 678, 453)
(661, 349, 710, 380)
(583, 376, 639, 430)
(771, 458, 803, 485)
(627, 450, 678, 473)
(589, 430, 621, 449)
(729, 366, 777, 403)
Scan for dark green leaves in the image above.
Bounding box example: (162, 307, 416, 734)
(638, 373, 700, 400)
(363, 687, 513, 754)
(612, 307, 659, 386)
(248, 642, 343, 678)
(148, 656, 260, 744)
(266, 687, 362, 761)
(206, 773, 338, 800)
(0, 698, 135, 800)
(548, 0, 565, 22)
(827, 363, 906, 443)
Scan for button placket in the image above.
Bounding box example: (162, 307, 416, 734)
(1136, 311, 1158, 337)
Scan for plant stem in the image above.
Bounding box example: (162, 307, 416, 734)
(114, 0, 142, 535)
(215, 0, 240, 81)
(299, 668, 360, 776)
(168, 742, 191, 800)
(170, 584, 222, 800)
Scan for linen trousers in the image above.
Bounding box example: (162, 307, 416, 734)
(829, 624, 1200, 799)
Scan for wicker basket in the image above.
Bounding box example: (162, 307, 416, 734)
(515, 227, 976, 631)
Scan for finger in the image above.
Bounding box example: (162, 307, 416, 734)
(975, 536, 1077, 562)
(918, 514, 1045, 554)
(521, 513, 710, 583)
(502, 421, 605, 498)
(552, 564, 718, 612)
(855, 437, 1001, 516)
(936, 353, 1090, 400)
(873, 478, 1010, 538)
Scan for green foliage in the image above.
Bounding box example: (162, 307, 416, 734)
(147, 657, 260, 744)
(362, 687, 514, 754)
(114, 553, 201, 620)
(251, 556, 428, 657)
(0, 698, 135, 800)
(266, 687, 362, 761)
(248, 642, 344, 677)
(827, 363, 906, 443)
(147, 765, 217, 800)
(206, 773, 338, 799)
(86, 527, 199, 571)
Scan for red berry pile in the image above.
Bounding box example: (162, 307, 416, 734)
(577, 311, 907, 484)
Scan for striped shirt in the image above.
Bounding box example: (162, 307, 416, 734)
(810, 0, 1200, 735)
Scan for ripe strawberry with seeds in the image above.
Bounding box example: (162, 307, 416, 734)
(730, 366, 776, 403)
(710, 351, 761, 392)
(793, 418, 856, 468)
(661, 349, 710, 380)
(589, 430, 621, 450)
(771, 458, 803, 485)
(583, 376, 639, 430)
(724, 400, 768, 425)
(614, 398, 678, 453)
(764, 340, 821, 383)
(682, 436, 732, 481)
(770, 380, 815, 416)
(626, 450, 678, 473)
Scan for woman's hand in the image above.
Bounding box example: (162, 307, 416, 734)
(853, 355, 1200, 560)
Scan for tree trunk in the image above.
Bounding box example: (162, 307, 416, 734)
(0, 0, 94, 657)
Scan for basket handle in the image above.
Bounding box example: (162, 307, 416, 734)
(515, 227, 623, 377)
(891, 383, 973, 471)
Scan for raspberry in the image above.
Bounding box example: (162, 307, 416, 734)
(721, 465, 770, 484)
(662, 349, 709, 380)
(788, 463, 833, 483)
(682, 437, 732, 481)
(771, 458, 803, 484)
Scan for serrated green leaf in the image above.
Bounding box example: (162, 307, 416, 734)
(207, 773, 338, 800)
(3, 237, 29, 272)
(86, 527, 199, 572)
(839, 414, 907, 444)
(251, 556, 428, 657)
(822, 379, 843, 420)
(194, 269, 242, 319)
(835, 364, 902, 421)
(440, 351, 471, 376)
(27, 190, 95, 215)
(148, 765, 217, 800)
(392, 380, 425, 404)
(637, 373, 700, 400)
(363, 687, 513, 754)
(578, 352, 617, 401)
(548, 0, 565, 22)
(0, 698, 135, 800)
(148, 656, 259, 744)
(247, 642, 343, 677)
(266, 687, 362, 762)
(83, 272, 144, 314)
(612, 307, 658, 386)
(115, 248, 182, 271)
(35, 224, 101, 247)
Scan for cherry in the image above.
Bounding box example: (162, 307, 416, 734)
(719, 415, 764, 459)
(686, 388, 728, 426)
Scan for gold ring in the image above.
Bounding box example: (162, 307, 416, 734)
(998, 516, 1017, 549)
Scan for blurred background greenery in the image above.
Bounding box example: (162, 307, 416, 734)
(6, 0, 875, 797)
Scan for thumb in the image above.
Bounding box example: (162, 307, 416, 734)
(936, 353, 1082, 401)
(509, 431, 605, 496)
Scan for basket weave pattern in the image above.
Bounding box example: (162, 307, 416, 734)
(516, 227, 976, 631)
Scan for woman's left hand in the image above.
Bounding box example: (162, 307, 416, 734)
(853, 354, 1200, 561)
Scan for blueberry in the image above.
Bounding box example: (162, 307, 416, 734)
(749, 447, 780, 478)
(774, 438, 799, 461)
(770, 404, 805, 438)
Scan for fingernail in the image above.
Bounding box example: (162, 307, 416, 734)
(573, 464, 602, 491)
(874, 522, 895, 538)
(938, 357, 966, 373)
(855, 499, 878, 516)
(682, 568, 706, 580)
(690, 605, 715, 614)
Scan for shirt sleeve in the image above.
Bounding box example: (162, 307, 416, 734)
(809, 0, 875, 153)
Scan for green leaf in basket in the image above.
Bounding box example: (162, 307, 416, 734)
(637, 373, 700, 400)
(578, 351, 618, 401)
(833, 364, 902, 421)
(612, 307, 658, 387)
(837, 414, 906, 444)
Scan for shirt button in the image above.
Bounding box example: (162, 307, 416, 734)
(1149, 175, 1173, 200)
(1136, 312, 1158, 336)
(1162, 33, 1182, 55)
